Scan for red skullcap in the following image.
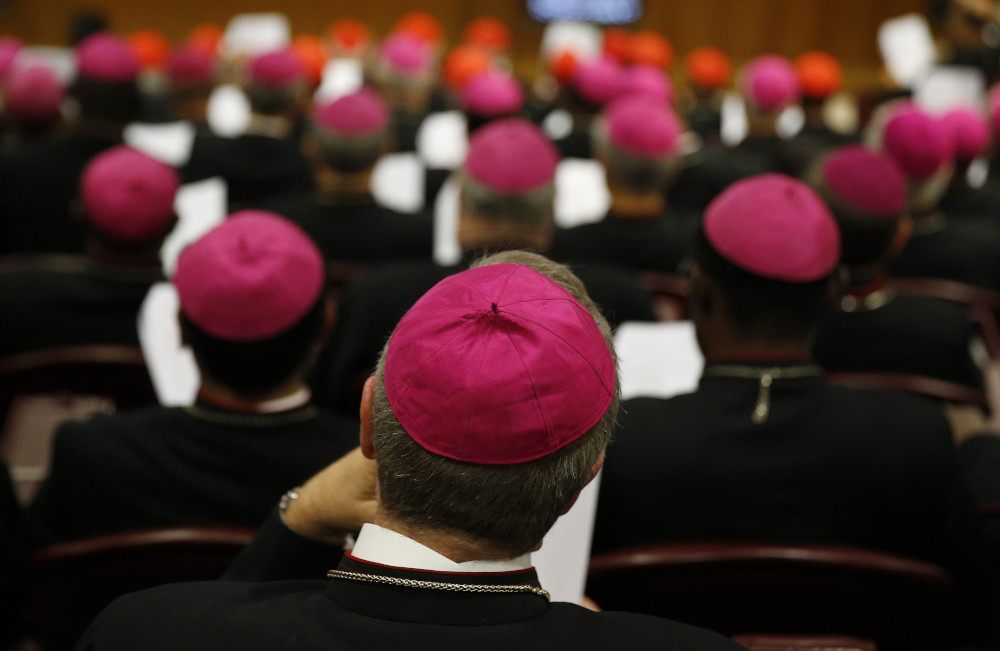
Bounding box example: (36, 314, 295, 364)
(80, 146, 180, 242)
(385, 263, 615, 464)
(704, 174, 841, 282)
(174, 211, 325, 341)
(821, 145, 906, 218)
(464, 119, 559, 194)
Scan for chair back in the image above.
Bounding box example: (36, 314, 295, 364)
(0, 345, 158, 501)
(23, 527, 255, 651)
(731, 634, 878, 651)
(587, 542, 951, 651)
(824, 371, 988, 411)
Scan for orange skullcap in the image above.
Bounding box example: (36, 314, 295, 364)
(187, 24, 223, 57)
(603, 27, 631, 62)
(463, 16, 510, 53)
(394, 12, 444, 46)
(127, 30, 169, 71)
(685, 46, 732, 90)
(549, 50, 580, 86)
(795, 50, 842, 99)
(628, 31, 674, 69)
(328, 19, 372, 52)
(442, 44, 492, 90)
(291, 35, 327, 86)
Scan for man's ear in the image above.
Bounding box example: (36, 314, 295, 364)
(360, 375, 376, 460)
(559, 452, 605, 515)
(688, 263, 714, 317)
(888, 214, 913, 257)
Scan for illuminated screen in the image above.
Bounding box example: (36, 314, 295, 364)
(527, 0, 643, 25)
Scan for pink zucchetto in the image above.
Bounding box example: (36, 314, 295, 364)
(620, 64, 675, 105)
(704, 174, 840, 282)
(821, 145, 906, 219)
(574, 57, 625, 107)
(882, 108, 950, 180)
(75, 33, 141, 83)
(80, 146, 180, 243)
(248, 50, 304, 89)
(464, 118, 559, 194)
(941, 107, 990, 162)
(385, 263, 615, 464)
(166, 46, 216, 86)
(5, 66, 64, 124)
(742, 55, 800, 113)
(604, 97, 682, 158)
(312, 87, 389, 137)
(460, 70, 525, 118)
(0, 37, 23, 82)
(378, 32, 433, 76)
(173, 212, 325, 342)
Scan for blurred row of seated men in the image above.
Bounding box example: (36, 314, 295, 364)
(2, 9, 1000, 647)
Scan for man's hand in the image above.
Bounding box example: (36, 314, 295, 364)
(282, 447, 377, 544)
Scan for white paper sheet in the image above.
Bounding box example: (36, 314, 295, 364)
(160, 177, 228, 277)
(532, 469, 602, 604)
(124, 121, 197, 167)
(417, 111, 468, 170)
(222, 13, 291, 58)
(17, 46, 74, 84)
(615, 321, 704, 400)
(207, 84, 252, 138)
(371, 152, 426, 215)
(878, 13, 937, 88)
(914, 65, 986, 115)
(138, 283, 200, 407)
(539, 21, 602, 61)
(555, 158, 610, 228)
(432, 173, 462, 266)
(314, 59, 364, 103)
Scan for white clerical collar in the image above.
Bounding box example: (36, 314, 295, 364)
(351, 523, 532, 573)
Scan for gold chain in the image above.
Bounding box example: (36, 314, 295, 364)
(326, 569, 551, 601)
(702, 364, 823, 425)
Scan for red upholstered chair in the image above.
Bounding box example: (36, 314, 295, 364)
(586, 542, 952, 651)
(731, 634, 878, 651)
(0, 345, 158, 502)
(824, 371, 988, 411)
(892, 277, 1000, 360)
(23, 527, 255, 651)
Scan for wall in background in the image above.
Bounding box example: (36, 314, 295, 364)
(1, 0, 928, 87)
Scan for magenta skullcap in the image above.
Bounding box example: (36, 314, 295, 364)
(704, 174, 840, 282)
(464, 118, 559, 194)
(5, 65, 64, 124)
(460, 70, 525, 118)
(385, 263, 615, 464)
(166, 46, 216, 85)
(574, 57, 625, 107)
(941, 107, 990, 162)
(605, 97, 682, 158)
(313, 87, 389, 136)
(742, 55, 800, 112)
(76, 33, 141, 83)
(379, 32, 433, 76)
(821, 145, 906, 219)
(882, 108, 949, 180)
(174, 211, 325, 341)
(0, 37, 23, 81)
(80, 146, 180, 242)
(620, 64, 675, 105)
(248, 49, 304, 89)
